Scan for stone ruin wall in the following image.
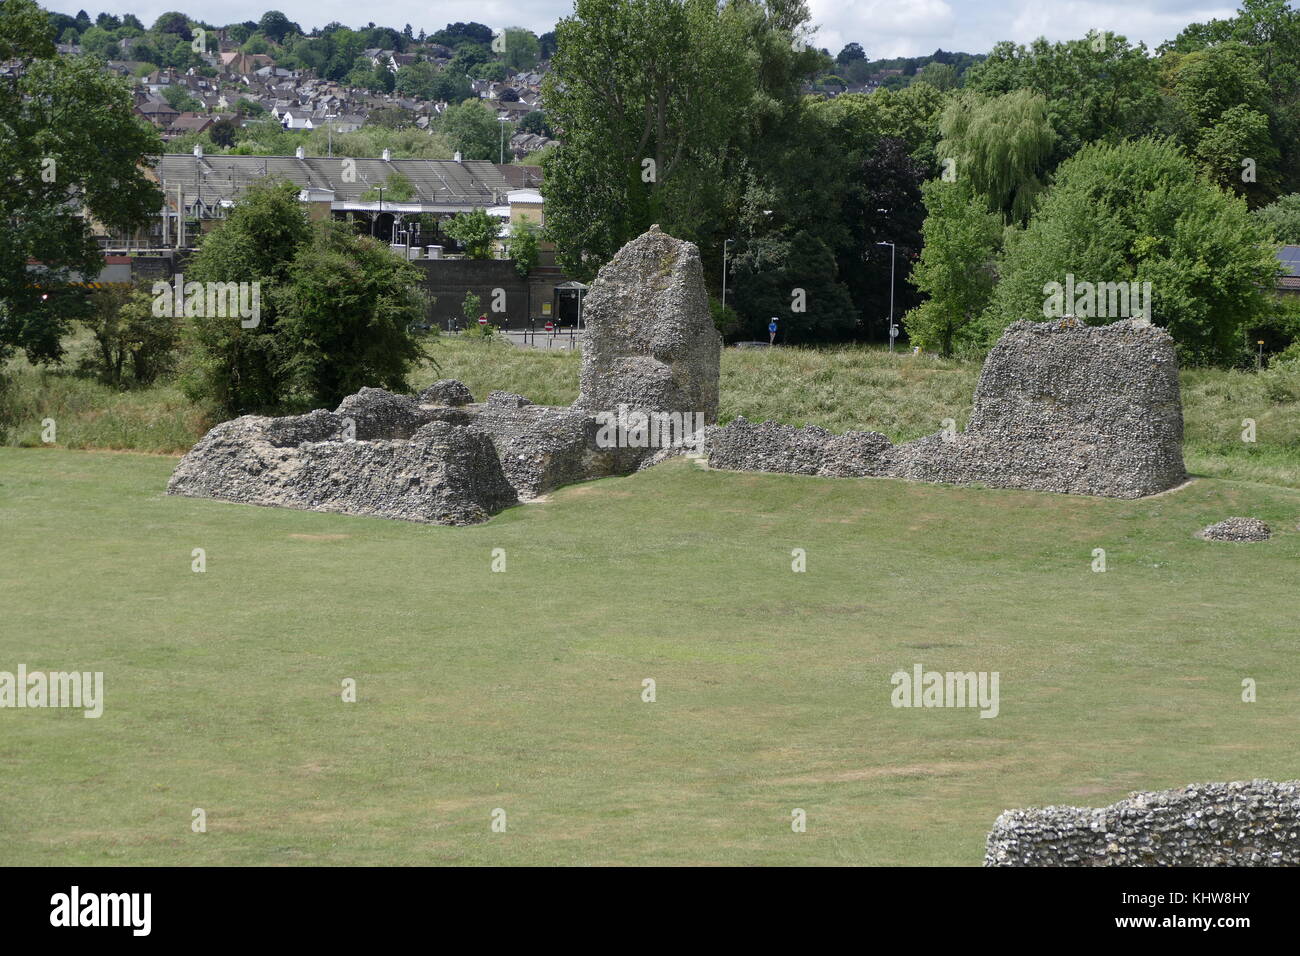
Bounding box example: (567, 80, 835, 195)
(167, 225, 722, 524)
(168, 226, 1189, 525)
(985, 780, 1300, 866)
(707, 318, 1187, 499)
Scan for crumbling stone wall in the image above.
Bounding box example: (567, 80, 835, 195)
(890, 319, 1186, 498)
(706, 318, 1187, 499)
(576, 224, 721, 434)
(168, 226, 720, 523)
(985, 780, 1300, 866)
(166, 406, 517, 526)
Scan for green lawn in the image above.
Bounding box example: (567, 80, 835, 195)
(2, 447, 1298, 865)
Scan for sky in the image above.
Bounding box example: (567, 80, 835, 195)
(70, 1, 1248, 58)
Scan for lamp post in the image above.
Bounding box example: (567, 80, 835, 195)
(877, 240, 896, 352)
(721, 238, 734, 309)
(499, 116, 509, 165)
(372, 186, 385, 238)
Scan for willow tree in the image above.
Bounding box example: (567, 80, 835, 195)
(937, 89, 1056, 225)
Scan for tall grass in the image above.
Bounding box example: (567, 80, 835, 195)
(6, 336, 1299, 487)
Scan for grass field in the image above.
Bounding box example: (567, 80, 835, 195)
(2, 447, 1298, 865)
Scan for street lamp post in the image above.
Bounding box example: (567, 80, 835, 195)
(499, 117, 509, 165)
(721, 238, 734, 309)
(877, 240, 896, 352)
(372, 186, 385, 239)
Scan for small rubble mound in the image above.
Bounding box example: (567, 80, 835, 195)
(334, 387, 440, 440)
(707, 418, 891, 478)
(1197, 517, 1271, 542)
(985, 780, 1300, 866)
(418, 379, 474, 406)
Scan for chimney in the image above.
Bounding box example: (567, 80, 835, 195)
(295, 145, 305, 159)
(192, 143, 203, 159)
(381, 148, 391, 162)
(453, 151, 462, 163)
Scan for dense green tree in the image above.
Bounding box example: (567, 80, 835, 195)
(508, 221, 541, 276)
(983, 138, 1278, 365)
(180, 179, 311, 414)
(79, 285, 180, 387)
(503, 27, 540, 72)
(542, 0, 766, 278)
(152, 11, 191, 41)
(903, 180, 1002, 356)
(1254, 191, 1300, 241)
(440, 99, 505, 160)
(0, 0, 162, 365)
(270, 222, 426, 408)
(395, 60, 440, 99)
(965, 34, 1163, 162)
(517, 110, 552, 137)
(731, 231, 857, 342)
(836, 42, 865, 64)
(443, 209, 500, 259)
(915, 61, 957, 90)
(161, 83, 201, 112)
(258, 11, 295, 44)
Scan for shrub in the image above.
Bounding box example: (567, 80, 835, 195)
(78, 285, 181, 387)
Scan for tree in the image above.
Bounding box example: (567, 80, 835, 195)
(836, 42, 865, 65)
(440, 99, 502, 160)
(80, 285, 180, 386)
(210, 118, 237, 148)
(1162, 42, 1278, 202)
(258, 11, 295, 44)
(76, 25, 114, 58)
(443, 209, 499, 259)
(731, 232, 857, 342)
(362, 172, 415, 202)
(965, 34, 1163, 162)
(508, 221, 540, 276)
(395, 60, 440, 99)
(161, 83, 201, 112)
(429, 69, 473, 104)
(1254, 192, 1300, 241)
(502, 27, 540, 72)
(0, 0, 162, 366)
(270, 223, 426, 408)
(983, 138, 1278, 365)
(470, 61, 507, 83)
(542, 0, 762, 278)
(904, 180, 1001, 356)
(1194, 104, 1279, 203)
(937, 89, 1056, 224)
(839, 137, 929, 340)
(152, 12, 191, 41)
(180, 179, 312, 414)
(517, 110, 552, 137)
(915, 61, 957, 90)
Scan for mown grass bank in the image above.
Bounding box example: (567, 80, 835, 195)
(3, 449, 1298, 864)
